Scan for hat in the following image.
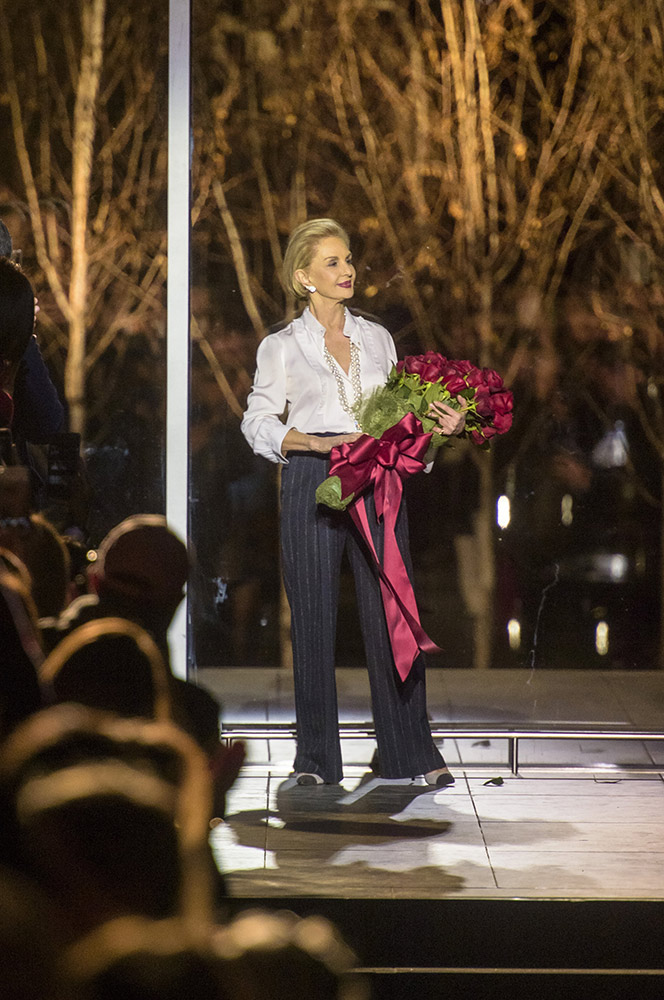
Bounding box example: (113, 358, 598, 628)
(95, 515, 189, 609)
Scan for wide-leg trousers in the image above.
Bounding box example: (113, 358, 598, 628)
(280, 449, 445, 783)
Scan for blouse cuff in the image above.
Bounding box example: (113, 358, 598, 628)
(249, 418, 290, 465)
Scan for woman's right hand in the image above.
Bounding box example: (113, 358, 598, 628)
(281, 428, 362, 456)
(308, 432, 361, 454)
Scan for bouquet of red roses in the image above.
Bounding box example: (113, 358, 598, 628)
(313, 352, 513, 682)
(315, 352, 513, 510)
(363, 351, 513, 447)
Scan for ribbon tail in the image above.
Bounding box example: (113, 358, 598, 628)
(380, 493, 440, 646)
(350, 496, 440, 681)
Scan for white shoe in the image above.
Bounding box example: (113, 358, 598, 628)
(424, 767, 455, 787)
(294, 772, 324, 786)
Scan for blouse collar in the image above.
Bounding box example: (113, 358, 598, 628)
(301, 307, 360, 346)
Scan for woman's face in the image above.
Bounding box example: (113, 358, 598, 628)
(298, 236, 356, 302)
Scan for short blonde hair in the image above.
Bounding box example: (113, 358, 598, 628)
(282, 218, 350, 299)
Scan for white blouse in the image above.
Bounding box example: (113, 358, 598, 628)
(241, 307, 397, 464)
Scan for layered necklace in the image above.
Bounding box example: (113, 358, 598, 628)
(323, 339, 362, 430)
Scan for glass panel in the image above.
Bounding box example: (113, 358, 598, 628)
(188, 2, 662, 735)
(188, 311, 281, 666)
(0, 0, 169, 541)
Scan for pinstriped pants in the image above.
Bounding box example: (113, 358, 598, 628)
(280, 449, 445, 783)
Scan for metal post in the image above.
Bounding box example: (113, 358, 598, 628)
(508, 736, 519, 775)
(166, 0, 191, 679)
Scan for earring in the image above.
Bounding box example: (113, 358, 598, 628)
(304, 284, 317, 293)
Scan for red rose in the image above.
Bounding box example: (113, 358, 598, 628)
(482, 368, 504, 390)
(402, 353, 449, 383)
(465, 368, 485, 388)
(420, 360, 437, 378)
(394, 355, 512, 446)
(471, 426, 498, 444)
(401, 355, 427, 377)
(474, 388, 494, 418)
(491, 390, 513, 415)
(492, 410, 513, 434)
(424, 363, 447, 382)
(441, 374, 467, 395)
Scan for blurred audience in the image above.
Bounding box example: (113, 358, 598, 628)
(66, 917, 226, 1000)
(0, 511, 72, 619)
(0, 474, 359, 1000)
(42, 513, 189, 659)
(64, 909, 367, 1000)
(210, 908, 368, 1000)
(40, 514, 244, 820)
(0, 864, 79, 1000)
(0, 705, 213, 938)
(40, 617, 173, 722)
(0, 551, 43, 739)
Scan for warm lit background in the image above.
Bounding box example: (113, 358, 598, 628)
(1, 0, 663, 678)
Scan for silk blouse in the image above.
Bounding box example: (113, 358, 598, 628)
(241, 307, 397, 464)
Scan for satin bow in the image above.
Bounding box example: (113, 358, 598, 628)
(328, 412, 441, 680)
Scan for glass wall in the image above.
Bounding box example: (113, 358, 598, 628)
(187, 0, 662, 693)
(0, 0, 169, 544)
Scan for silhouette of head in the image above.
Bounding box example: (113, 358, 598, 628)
(0, 706, 213, 934)
(93, 515, 189, 619)
(40, 617, 172, 722)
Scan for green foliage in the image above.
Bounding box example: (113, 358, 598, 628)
(314, 476, 354, 511)
(353, 386, 411, 439)
(353, 365, 468, 450)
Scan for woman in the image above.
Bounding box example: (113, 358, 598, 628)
(241, 218, 464, 786)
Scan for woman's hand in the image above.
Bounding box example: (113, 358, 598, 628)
(428, 397, 467, 437)
(308, 432, 362, 454)
(281, 428, 362, 456)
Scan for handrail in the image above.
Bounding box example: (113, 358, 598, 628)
(219, 721, 664, 775)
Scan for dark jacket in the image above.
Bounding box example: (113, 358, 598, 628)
(12, 336, 65, 448)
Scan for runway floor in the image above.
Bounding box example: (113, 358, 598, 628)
(197, 667, 664, 900)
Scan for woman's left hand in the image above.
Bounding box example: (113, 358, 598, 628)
(428, 397, 467, 437)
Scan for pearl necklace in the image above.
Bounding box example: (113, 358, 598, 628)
(323, 340, 362, 429)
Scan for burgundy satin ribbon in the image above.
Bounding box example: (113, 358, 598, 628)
(328, 412, 441, 680)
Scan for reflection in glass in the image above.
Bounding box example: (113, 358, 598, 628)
(189, 308, 279, 666)
(0, 0, 169, 544)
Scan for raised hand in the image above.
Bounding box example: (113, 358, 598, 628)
(428, 396, 467, 436)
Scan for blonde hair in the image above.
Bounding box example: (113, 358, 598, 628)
(282, 218, 350, 299)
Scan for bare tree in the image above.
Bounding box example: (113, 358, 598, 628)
(537, 1, 664, 664)
(0, 0, 168, 439)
